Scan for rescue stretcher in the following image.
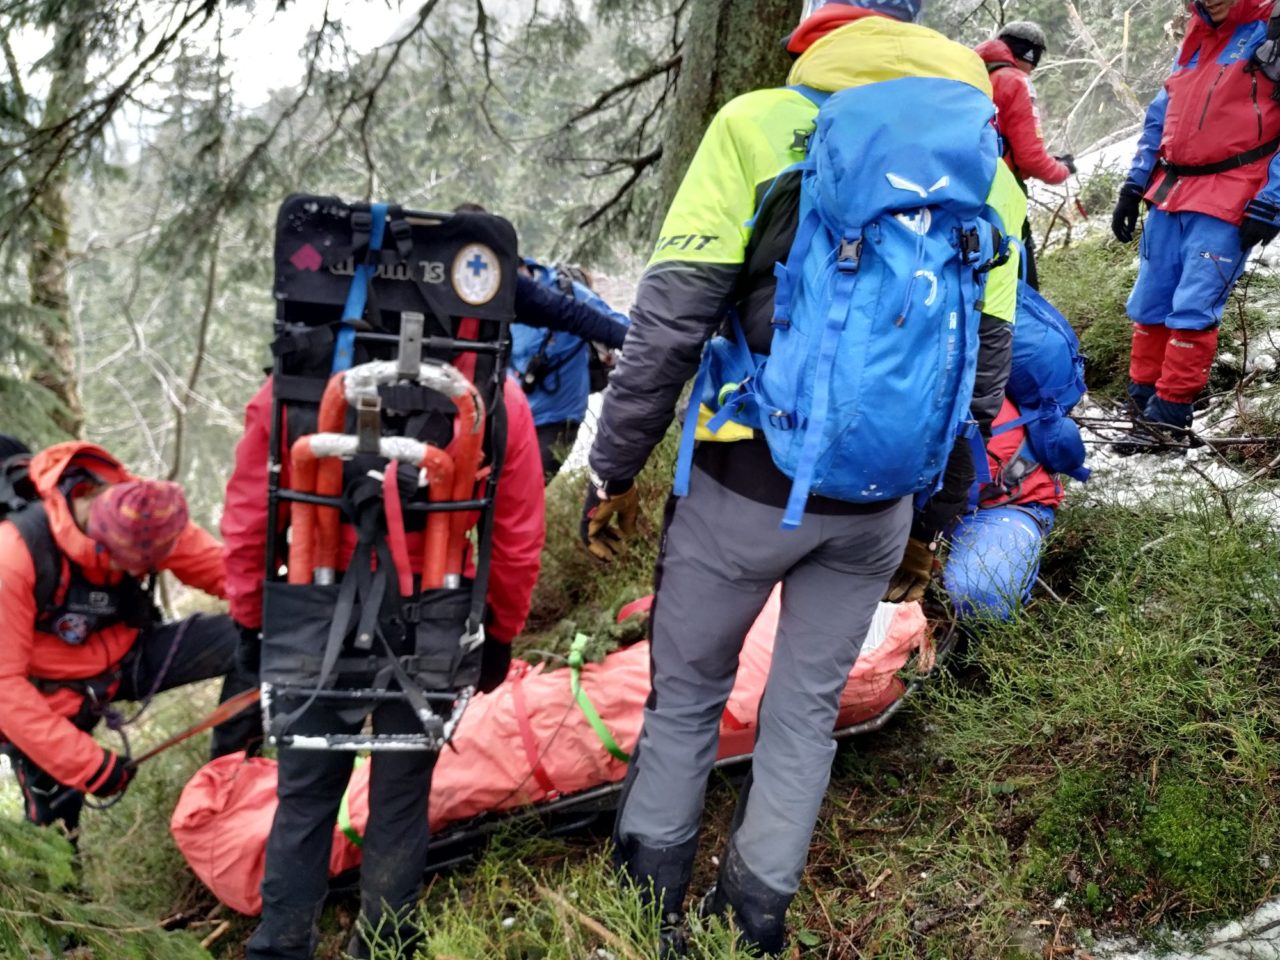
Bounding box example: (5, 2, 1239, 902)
(173, 593, 955, 915)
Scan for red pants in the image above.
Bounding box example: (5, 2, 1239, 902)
(1129, 324, 1218, 403)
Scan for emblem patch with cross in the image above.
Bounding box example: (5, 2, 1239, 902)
(452, 243, 501, 306)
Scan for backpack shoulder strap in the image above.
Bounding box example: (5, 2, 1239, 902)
(787, 84, 830, 108)
(10, 503, 61, 615)
(985, 60, 1016, 73)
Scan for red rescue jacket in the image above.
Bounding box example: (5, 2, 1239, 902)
(979, 399, 1065, 510)
(975, 39, 1071, 186)
(221, 376, 544, 643)
(1146, 0, 1280, 224)
(0, 443, 225, 791)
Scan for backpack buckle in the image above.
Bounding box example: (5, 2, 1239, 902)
(356, 395, 382, 455)
(790, 129, 812, 153)
(388, 217, 414, 258)
(958, 227, 983, 265)
(768, 410, 796, 431)
(837, 237, 863, 272)
(351, 209, 374, 255)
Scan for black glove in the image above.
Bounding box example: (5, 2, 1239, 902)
(1240, 199, 1280, 250)
(580, 478, 638, 562)
(234, 622, 262, 676)
(86, 749, 135, 799)
(478, 637, 512, 693)
(1055, 154, 1077, 175)
(1111, 181, 1146, 243)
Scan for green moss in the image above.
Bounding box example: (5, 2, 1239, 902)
(1141, 778, 1255, 909)
(1031, 768, 1108, 860)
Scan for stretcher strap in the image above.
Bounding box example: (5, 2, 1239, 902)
(338, 758, 368, 848)
(510, 668, 559, 798)
(382, 466, 414, 597)
(568, 634, 630, 763)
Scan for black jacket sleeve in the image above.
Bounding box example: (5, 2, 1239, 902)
(515, 274, 629, 349)
(910, 312, 1013, 542)
(588, 261, 740, 484)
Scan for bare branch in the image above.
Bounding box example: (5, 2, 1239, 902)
(567, 55, 683, 126)
(1063, 0, 1144, 120)
(577, 147, 662, 229)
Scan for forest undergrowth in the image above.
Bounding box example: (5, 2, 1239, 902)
(3, 239, 1280, 960)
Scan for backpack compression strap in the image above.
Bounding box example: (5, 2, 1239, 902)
(10, 505, 62, 617)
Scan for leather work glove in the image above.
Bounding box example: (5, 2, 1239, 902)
(1240, 199, 1280, 250)
(87, 748, 136, 799)
(1111, 181, 1146, 243)
(1055, 154, 1077, 175)
(581, 479, 639, 562)
(883, 537, 939, 604)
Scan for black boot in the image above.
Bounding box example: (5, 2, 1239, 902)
(614, 834, 698, 958)
(700, 843, 793, 958)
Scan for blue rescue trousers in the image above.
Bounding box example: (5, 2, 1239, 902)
(943, 503, 1056, 621)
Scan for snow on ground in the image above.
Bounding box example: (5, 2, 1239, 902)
(1096, 899, 1280, 959)
(1073, 392, 1280, 529)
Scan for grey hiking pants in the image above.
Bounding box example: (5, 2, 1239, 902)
(616, 466, 911, 896)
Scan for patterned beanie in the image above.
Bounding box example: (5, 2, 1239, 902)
(87, 479, 189, 572)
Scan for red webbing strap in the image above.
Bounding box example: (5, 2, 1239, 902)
(510, 667, 559, 799)
(382, 467, 414, 597)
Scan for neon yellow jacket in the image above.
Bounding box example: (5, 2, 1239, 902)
(590, 15, 1023, 499)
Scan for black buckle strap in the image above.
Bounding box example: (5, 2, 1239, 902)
(350, 208, 373, 258)
(1157, 135, 1280, 180)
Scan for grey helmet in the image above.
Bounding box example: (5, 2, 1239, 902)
(996, 20, 1048, 66)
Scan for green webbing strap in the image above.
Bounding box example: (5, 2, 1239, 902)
(568, 633, 631, 763)
(338, 757, 369, 848)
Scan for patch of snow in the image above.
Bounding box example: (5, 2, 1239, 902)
(1097, 899, 1280, 958)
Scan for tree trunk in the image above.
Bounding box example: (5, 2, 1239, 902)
(654, 0, 803, 229)
(28, 20, 87, 438)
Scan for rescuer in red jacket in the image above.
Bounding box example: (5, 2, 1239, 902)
(976, 21, 1075, 289)
(222, 375, 545, 685)
(1112, 0, 1280, 434)
(0, 442, 258, 835)
(222, 374, 545, 960)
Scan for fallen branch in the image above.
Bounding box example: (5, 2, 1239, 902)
(200, 919, 232, 949)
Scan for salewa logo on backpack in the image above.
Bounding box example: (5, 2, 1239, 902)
(328, 258, 446, 284)
(675, 78, 1003, 530)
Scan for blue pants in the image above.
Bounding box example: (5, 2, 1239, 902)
(1127, 209, 1248, 331)
(943, 503, 1055, 621)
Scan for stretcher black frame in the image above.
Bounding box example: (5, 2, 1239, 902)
(261, 197, 518, 753)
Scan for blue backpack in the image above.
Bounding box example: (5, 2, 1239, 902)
(676, 77, 1003, 529)
(991, 282, 1090, 482)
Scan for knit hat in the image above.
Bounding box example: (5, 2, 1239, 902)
(997, 20, 1048, 66)
(87, 479, 189, 572)
(800, 0, 923, 23)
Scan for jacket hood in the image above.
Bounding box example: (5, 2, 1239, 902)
(29, 441, 132, 572)
(787, 6, 890, 54)
(790, 15, 993, 97)
(975, 38, 1018, 66)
